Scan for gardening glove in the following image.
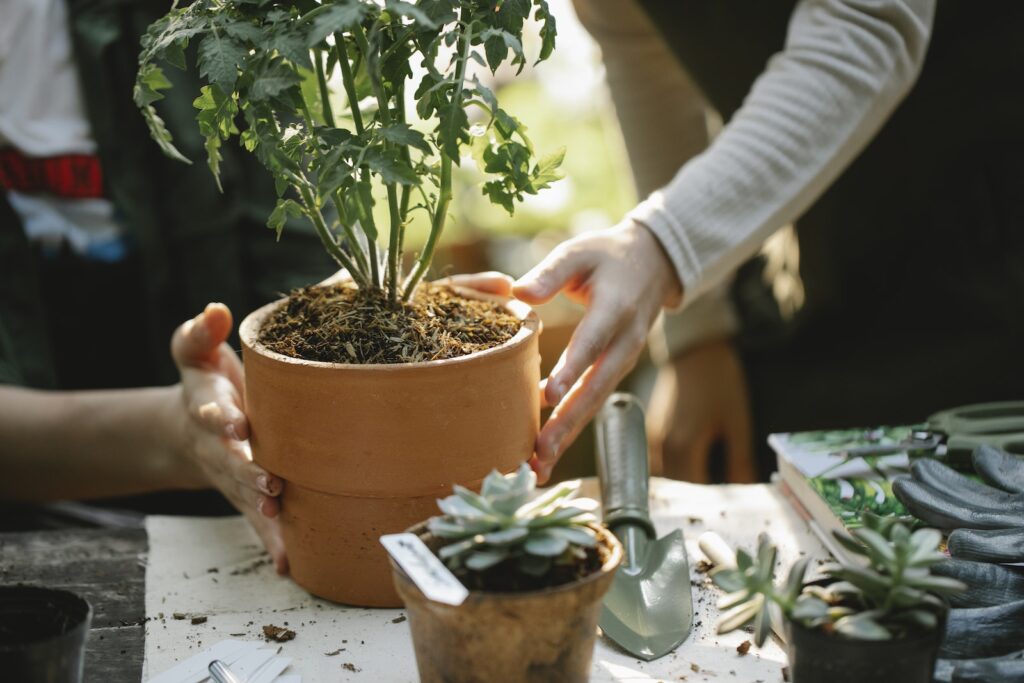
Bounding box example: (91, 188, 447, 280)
(932, 558, 1024, 608)
(935, 650, 1024, 683)
(646, 339, 758, 483)
(893, 445, 1024, 563)
(171, 303, 287, 574)
(507, 221, 681, 482)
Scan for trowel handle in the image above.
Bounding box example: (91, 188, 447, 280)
(595, 393, 656, 537)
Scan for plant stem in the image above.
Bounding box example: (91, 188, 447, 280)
(313, 49, 335, 126)
(299, 183, 366, 287)
(334, 31, 380, 290)
(402, 21, 472, 301)
(354, 23, 404, 302)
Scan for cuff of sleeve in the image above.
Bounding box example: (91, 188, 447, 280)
(648, 280, 739, 364)
(627, 191, 703, 312)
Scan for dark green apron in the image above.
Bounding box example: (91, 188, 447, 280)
(638, 2, 1024, 473)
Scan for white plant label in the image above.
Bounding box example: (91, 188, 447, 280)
(380, 533, 469, 606)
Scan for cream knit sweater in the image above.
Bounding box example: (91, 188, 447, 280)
(575, 0, 935, 357)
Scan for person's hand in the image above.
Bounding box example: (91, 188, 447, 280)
(646, 339, 757, 483)
(504, 221, 682, 482)
(169, 303, 288, 574)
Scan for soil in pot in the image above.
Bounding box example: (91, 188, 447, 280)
(393, 524, 623, 683)
(241, 281, 541, 607)
(784, 610, 946, 683)
(258, 282, 522, 364)
(0, 585, 92, 683)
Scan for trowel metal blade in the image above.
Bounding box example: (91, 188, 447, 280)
(599, 528, 693, 661)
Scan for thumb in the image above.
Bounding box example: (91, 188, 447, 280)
(513, 244, 591, 305)
(171, 302, 233, 370)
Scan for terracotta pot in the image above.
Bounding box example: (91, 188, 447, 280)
(392, 524, 623, 683)
(240, 287, 541, 607)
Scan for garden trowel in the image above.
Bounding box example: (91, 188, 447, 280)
(595, 393, 693, 661)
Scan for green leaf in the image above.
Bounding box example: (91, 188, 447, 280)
(364, 146, 419, 185)
(524, 530, 569, 557)
(307, 2, 372, 46)
(783, 557, 810, 602)
(479, 28, 524, 74)
(833, 612, 892, 641)
(851, 527, 896, 569)
(134, 63, 174, 107)
(378, 123, 431, 153)
(542, 525, 596, 547)
(197, 32, 248, 89)
(529, 147, 564, 190)
(515, 480, 578, 519)
(482, 527, 529, 546)
(385, 0, 439, 29)
(716, 594, 763, 634)
(533, 0, 557, 63)
(249, 58, 302, 101)
(465, 548, 508, 571)
(267, 198, 304, 240)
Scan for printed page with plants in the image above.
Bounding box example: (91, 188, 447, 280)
(770, 425, 920, 564)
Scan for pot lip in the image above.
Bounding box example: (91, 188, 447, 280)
(0, 585, 93, 652)
(783, 604, 947, 647)
(239, 282, 540, 371)
(394, 522, 624, 605)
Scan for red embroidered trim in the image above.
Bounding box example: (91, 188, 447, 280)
(0, 148, 104, 199)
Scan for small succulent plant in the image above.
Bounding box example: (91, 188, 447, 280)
(428, 463, 598, 577)
(713, 512, 965, 646)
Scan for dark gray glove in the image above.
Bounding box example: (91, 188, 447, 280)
(893, 445, 1024, 563)
(893, 445, 1024, 682)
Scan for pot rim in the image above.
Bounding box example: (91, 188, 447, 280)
(239, 283, 540, 371)
(393, 523, 624, 605)
(0, 585, 93, 653)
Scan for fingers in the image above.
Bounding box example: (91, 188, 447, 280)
(974, 445, 1024, 494)
(514, 243, 593, 305)
(545, 299, 626, 406)
(941, 601, 1024, 659)
(443, 272, 514, 297)
(948, 528, 1024, 564)
(240, 507, 289, 575)
(893, 477, 1021, 530)
(911, 458, 1019, 509)
(533, 330, 645, 483)
(933, 558, 1024, 608)
(185, 372, 250, 441)
(171, 303, 233, 370)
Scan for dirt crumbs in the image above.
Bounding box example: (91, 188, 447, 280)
(737, 640, 751, 655)
(390, 615, 406, 624)
(262, 624, 296, 642)
(190, 616, 207, 625)
(342, 662, 361, 672)
(258, 283, 522, 364)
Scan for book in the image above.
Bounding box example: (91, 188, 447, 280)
(770, 425, 921, 565)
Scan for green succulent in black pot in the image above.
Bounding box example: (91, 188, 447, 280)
(712, 512, 965, 683)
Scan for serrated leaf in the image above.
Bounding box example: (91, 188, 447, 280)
(479, 28, 523, 74)
(197, 32, 248, 89)
(385, 0, 438, 28)
(249, 58, 302, 101)
(378, 123, 431, 153)
(267, 198, 304, 239)
(364, 147, 418, 185)
(307, 2, 372, 46)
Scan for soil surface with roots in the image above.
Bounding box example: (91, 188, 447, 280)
(258, 282, 522, 364)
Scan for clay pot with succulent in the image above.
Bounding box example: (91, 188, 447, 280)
(392, 464, 623, 683)
(711, 512, 966, 683)
(135, 0, 562, 606)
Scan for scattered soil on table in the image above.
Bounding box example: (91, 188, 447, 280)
(390, 615, 406, 624)
(450, 541, 609, 593)
(737, 640, 751, 655)
(262, 624, 296, 642)
(190, 616, 207, 625)
(258, 283, 521, 364)
(342, 662, 361, 672)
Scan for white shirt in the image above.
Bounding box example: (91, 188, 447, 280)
(0, 0, 124, 259)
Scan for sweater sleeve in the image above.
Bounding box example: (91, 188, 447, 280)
(627, 0, 935, 307)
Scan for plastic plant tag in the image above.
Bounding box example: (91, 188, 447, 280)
(380, 532, 469, 606)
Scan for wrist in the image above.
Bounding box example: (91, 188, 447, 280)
(628, 219, 684, 308)
(155, 384, 206, 489)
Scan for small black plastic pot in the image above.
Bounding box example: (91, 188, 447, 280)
(784, 611, 946, 683)
(0, 586, 93, 683)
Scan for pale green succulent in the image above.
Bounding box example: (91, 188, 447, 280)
(713, 512, 965, 645)
(428, 463, 599, 577)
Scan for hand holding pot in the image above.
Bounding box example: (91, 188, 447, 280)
(508, 221, 682, 482)
(170, 303, 287, 573)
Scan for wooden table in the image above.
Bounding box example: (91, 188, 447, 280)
(0, 527, 147, 683)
